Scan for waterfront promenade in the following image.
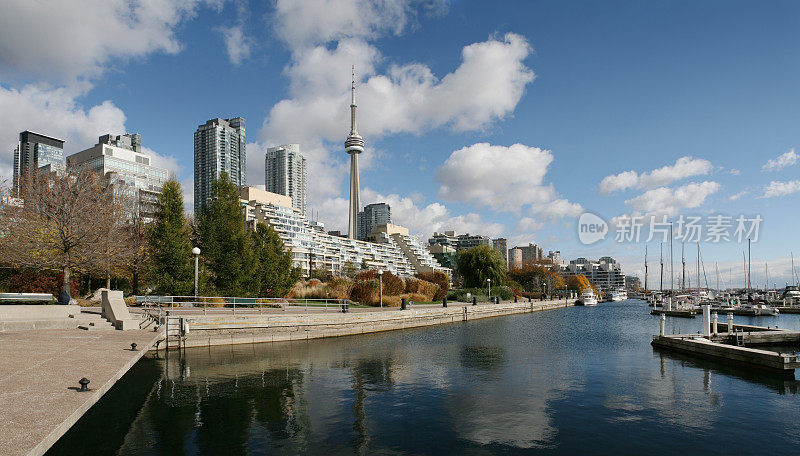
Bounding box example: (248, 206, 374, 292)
(0, 328, 162, 456)
(0, 299, 571, 456)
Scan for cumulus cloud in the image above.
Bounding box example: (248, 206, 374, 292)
(0, 0, 218, 84)
(437, 143, 554, 211)
(273, 0, 412, 46)
(761, 180, 800, 198)
(219, 25, 252, 65)
(529, 198, 583, 220)
(728, 190, 747, 201)
(762, 149, 798, 172)
(599, 156, 713, 194)
(624, 181, 720, 215)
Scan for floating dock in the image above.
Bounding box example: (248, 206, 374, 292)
(651, 322, 800, 374)
(650, 308, 697, 318)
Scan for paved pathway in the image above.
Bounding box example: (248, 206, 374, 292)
(0, 328, 162, 456)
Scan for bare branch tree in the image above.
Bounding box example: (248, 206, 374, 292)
(0, 168, 126, 296)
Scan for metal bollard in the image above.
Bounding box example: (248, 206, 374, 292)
(514, 295, 518, 303)
(659, 315, 666, 336)
(442, 298, 447, 308)
(472, 296, 477, 306)
(130, 342, 138, 351)
(401, 298, 407, 310)
(78, 377, 90, 392)
(712, 312, 718, 335)
(528, 296, 532, 303)
(727, 312, 734, 335)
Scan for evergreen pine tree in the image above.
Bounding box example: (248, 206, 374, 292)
(250, 223, 302, 297)
(148, 176, 193, 294)
(198, 172, 252, 296)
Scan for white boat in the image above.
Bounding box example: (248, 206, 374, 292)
(610, 289, 627, 302)
(579, 289, 598, 306)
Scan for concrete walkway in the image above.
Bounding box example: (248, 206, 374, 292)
(0, 328, 162, 456)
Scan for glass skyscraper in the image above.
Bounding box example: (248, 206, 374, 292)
(193, 117, 246, 214)
(265, 144, 307, 215)
(12, 131, 65, 194)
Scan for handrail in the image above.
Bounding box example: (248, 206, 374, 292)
(135, 295, 352, 314)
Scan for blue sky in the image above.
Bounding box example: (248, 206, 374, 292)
(1, 0, 799, 286)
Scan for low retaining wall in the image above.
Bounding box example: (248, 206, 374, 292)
(164, 300, 573, 349)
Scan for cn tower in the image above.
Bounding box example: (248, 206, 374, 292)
(345, 66, 365, 239)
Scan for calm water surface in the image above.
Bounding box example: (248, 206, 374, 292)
(48, 301, 800, 455)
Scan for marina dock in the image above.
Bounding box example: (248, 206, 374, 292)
(651, 322, 800, 374)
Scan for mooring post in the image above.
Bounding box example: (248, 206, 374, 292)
(727, 312, 734, 335)
(660, 314, 666, 336)
(702, 305, 711, 338)
(712, 312, 718, 335)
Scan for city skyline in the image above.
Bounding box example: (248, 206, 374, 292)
(1, 1, 799, 285)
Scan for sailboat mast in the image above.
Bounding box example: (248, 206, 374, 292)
(681, 242, 686, 292)
(644, 245, 648, 292)
(670, 223, 674, 306)
(748, 238, 752, 294)
(660, 243, 664, 293)
(696, 242, 700, 301)
(715, 262, 719, 293)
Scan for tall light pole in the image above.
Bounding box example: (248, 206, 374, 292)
(378, 269, 384, 308)
(487, 278, 491, 302)
(192, 247, 200, 299)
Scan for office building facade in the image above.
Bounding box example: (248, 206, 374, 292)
(357, 202, 391, 241)
(265, 144, 307, 215)
(194, 117, 246, 214)
(12, 131, 65, 193)
(67, 134, 168, 220)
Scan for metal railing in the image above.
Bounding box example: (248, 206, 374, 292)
(135, 295, 353, 314)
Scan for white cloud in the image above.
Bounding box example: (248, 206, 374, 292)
(624, 181, 720, 215)
(273, 0, 413, 47)
(599, 156, 713, 194)
(598, 170, 638, 194)
(761, 180, 800, 198)
(0, 0, 217, 84)
(437, 143, 554, 211)
(762, 149, 798, 172)
(728, 190, 747, 201)
(219, 25, 252, 65)
(729, 168, 741, 176)
(529, 198, 583, 220)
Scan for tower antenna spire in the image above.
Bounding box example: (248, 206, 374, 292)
(351, 65, 356, 106)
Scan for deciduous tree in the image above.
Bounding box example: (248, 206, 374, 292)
(456, 245, 506, 288)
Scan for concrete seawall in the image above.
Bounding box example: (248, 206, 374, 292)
(167, 300, 573, 349)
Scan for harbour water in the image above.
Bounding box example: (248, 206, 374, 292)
(48, 300, 800, 455)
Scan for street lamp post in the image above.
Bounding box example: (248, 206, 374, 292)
(542, 282, 547, 300)
(192, 247, 201, 299)
(487, 278, 491, 302)
(378, 269, 384, 308)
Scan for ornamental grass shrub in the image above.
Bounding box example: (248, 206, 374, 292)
(350, 280, 378, 305)
(415, 271, 450, 300)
